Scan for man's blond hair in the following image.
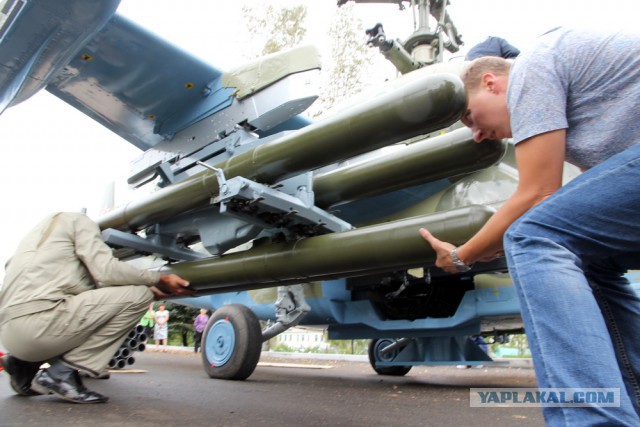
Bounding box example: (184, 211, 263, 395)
(461, 56, 512, 93)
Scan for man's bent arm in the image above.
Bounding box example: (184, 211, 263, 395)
(422, 130, 566, 272)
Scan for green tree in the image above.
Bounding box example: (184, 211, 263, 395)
(310, 2, 375, 118)
(242, 4, 307, 58)
(511, 334, 530, 357)
(163, 301, 200, 347)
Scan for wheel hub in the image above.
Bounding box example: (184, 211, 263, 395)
(206, 319, 236, 367)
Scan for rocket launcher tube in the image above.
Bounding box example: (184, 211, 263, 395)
(97, 73, 466, 231)
(158, 205, 493, 294)
(313, 127, 507, 208)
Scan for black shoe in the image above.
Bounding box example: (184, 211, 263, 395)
(34, 369, 109, 404)
(0, 354, 43, 396)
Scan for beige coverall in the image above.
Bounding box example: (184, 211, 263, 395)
(0, 212, 159, 376)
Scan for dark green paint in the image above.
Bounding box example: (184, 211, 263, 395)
(314, 127, 506, 208)
(160, 205, 493, 294)
(98, 73, 466, 231)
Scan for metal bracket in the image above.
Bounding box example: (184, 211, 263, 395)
(214, 175, 352, 237)
(102, 228, 207, 261)
(196, 160, 228, 196)
(374, 336, 495, 367)
(262, 285, 311, 342)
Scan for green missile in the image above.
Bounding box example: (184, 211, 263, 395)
(313, 127, 506, 209)
(159, 205, 493, 294)
(97, 72, 466, 231)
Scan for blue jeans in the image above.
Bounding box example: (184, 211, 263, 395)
(504, 143, 640, 426)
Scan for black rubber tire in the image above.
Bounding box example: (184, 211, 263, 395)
(368, 338, 412, 376)
(201, 304, 262, 380)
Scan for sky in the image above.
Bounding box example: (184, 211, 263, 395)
(0, 0, 638, 282)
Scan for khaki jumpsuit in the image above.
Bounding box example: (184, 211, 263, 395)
(0, 212, 159, 376)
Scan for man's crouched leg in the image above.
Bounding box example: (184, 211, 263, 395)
(34, 359, 108, 404)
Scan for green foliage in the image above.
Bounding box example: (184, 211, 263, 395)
(242, 4, 307, 58)
(163, 301, 200, 325)
(489, 334, 531, 358)
(298, 345, 324, 354)
(271, 342, 295, 353)
(158, 301, 203, 347)
(168, 332, 192, 347)
(270, 336, 368, 355)
(310, 2, 375, 117)
(240, 2, 373, 119)
(326, 339, 368, 355)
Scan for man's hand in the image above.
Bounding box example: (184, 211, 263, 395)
(419, 228, 459, 274)
(149, 286, 169, 300)
(154, 274, 195, 297)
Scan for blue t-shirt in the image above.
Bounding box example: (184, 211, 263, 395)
(466, 36, 520, 60)
(507, 27, 640, 170)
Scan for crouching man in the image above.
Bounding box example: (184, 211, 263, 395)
(0, 212, 194, 403)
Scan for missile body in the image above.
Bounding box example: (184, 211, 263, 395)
(97, 73, 466, 231)
(159, 205, 493, 294)
(313, 127, 506, 208)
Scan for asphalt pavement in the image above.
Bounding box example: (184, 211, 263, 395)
(0, 348, 544, 427)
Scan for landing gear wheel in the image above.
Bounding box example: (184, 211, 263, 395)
(368, 338, 412, 376)
(202, 304, 262, 380)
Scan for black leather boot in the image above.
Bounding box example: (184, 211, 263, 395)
(34, 361, 109, 404)
(0, 354, 44, 396)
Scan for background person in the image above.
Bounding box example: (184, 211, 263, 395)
(420, 28, 640, 425)
(0, 212, 193, 403)
(154, 303, 170, 352)
(465, 36, 520, 61)
(139, 302, 155, 341)
(193, 308, 209, 353)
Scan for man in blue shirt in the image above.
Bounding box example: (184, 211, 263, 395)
(421, 28, 640, 425)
